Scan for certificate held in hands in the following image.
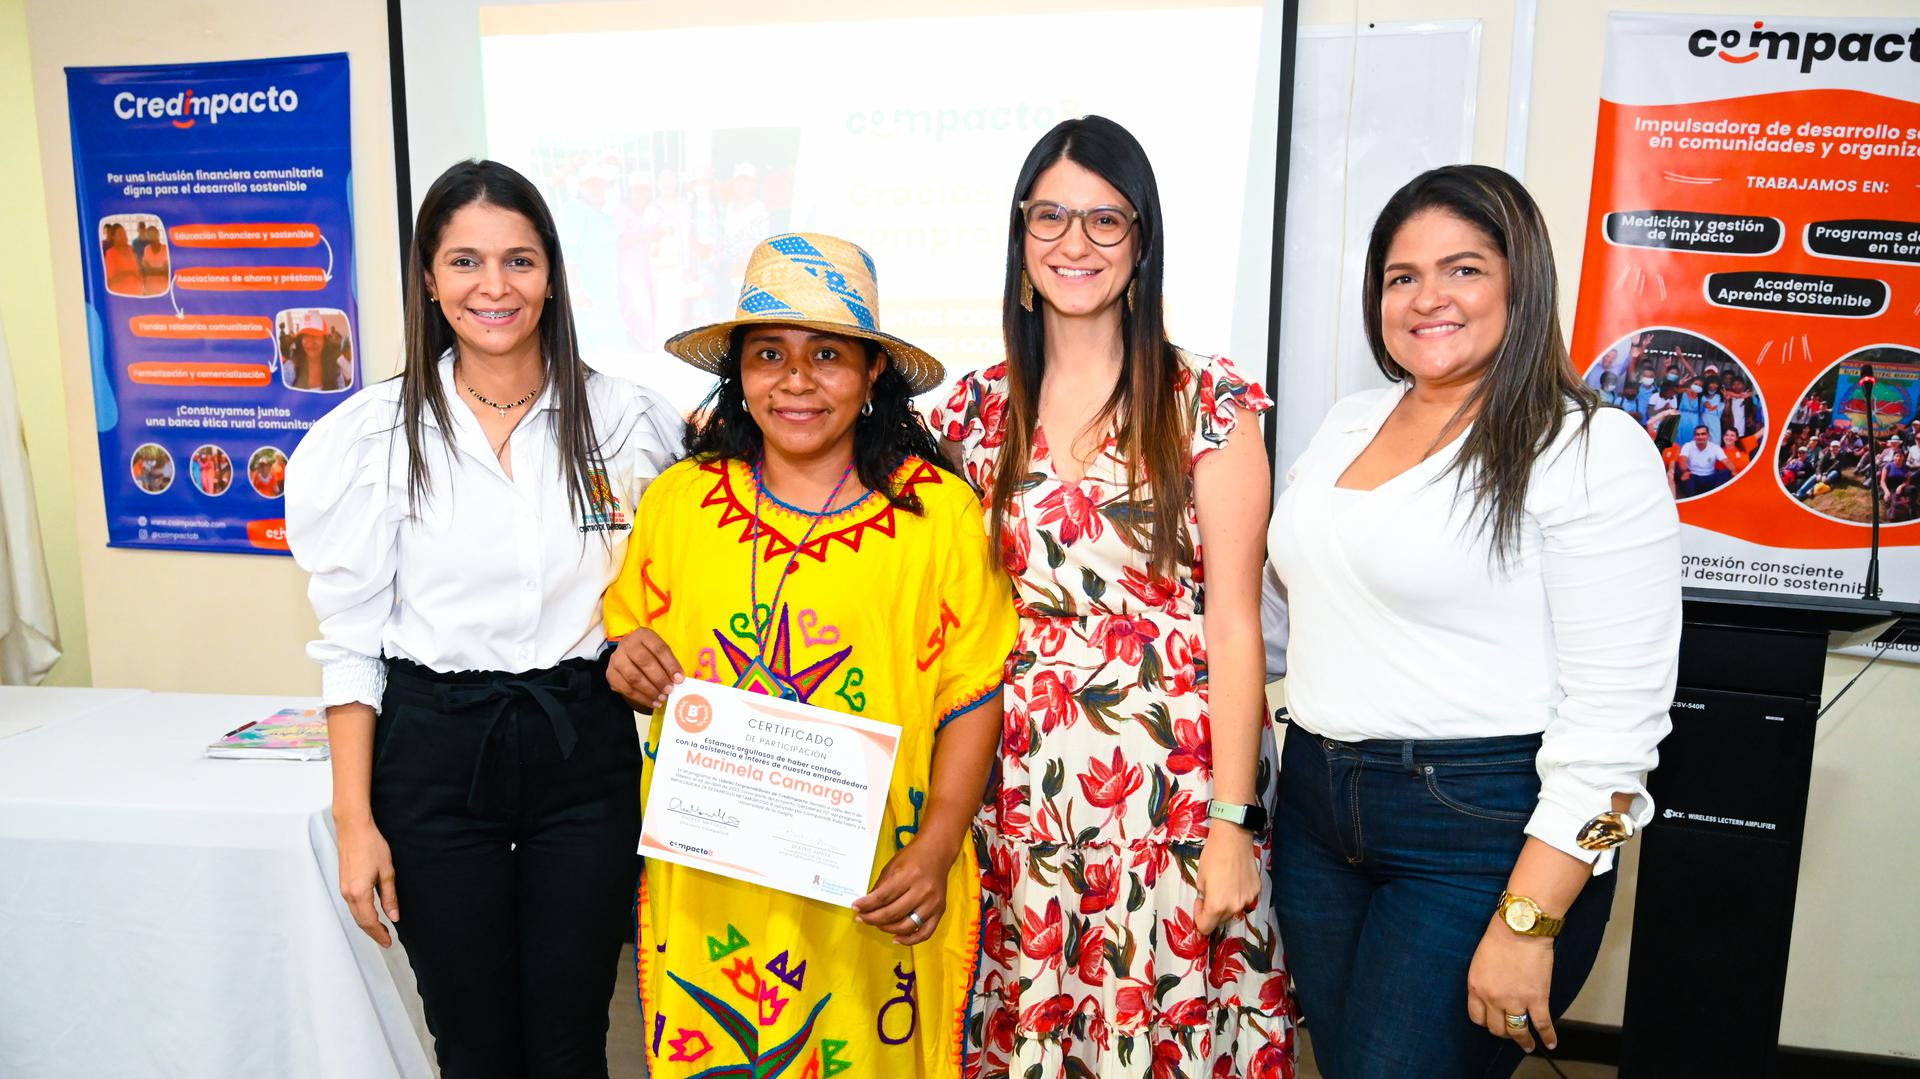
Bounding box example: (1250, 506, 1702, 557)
(640, 681, 902, 906)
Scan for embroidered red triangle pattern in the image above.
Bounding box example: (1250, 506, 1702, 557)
(698, 457, 945, 566)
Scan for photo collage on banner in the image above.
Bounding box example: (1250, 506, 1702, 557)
(66, 54, 357, 554)
(1571, 14, 1920, 610)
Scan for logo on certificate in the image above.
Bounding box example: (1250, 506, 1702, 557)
(674, 694, 714, 734)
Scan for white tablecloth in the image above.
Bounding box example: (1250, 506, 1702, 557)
(0, 690, 433, 1079)
(0, 685, 144, 741)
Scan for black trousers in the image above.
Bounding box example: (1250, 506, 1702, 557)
(374, 656, 641, 1079)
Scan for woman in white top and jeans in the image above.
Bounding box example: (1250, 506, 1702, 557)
(286, 160, 680, 1078)
(1266, 165, 1681, 1076)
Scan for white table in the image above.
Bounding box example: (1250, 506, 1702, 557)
(0, 690, 433, 1079)
(0, 685, 145, 740)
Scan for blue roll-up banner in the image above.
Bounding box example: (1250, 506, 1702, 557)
(66, 53, 356, 554)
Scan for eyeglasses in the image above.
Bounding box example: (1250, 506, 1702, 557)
(1018, 200, 1138, 247)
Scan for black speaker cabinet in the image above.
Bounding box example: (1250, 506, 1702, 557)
(1621, 686, 1814, 1077)
(1618, 601, 1894, 1078)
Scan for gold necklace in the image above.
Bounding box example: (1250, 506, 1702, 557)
(463, 368, 545, 417)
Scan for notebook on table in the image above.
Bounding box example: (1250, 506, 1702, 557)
(205, 707, 330, 761)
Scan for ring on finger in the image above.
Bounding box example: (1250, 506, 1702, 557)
(907, 910, 924, 930)
(1503, 1012, 1529, 1030)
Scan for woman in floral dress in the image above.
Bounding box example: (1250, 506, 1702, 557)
(930, 116, 1295, 1078)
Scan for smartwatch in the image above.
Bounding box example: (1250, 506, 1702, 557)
(1207, 799, 1269, 833)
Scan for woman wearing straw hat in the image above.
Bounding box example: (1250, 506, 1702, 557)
(603, 232, 1017, 1078)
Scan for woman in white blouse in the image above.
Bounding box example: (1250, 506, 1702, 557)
(1266, 165, 1681, 1076)
(285, 160, 680, 1078)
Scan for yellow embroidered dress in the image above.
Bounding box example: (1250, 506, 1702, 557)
(605, 454, 1017, 1079)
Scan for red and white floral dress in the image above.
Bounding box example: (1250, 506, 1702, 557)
(929, 350, 1296, 1079)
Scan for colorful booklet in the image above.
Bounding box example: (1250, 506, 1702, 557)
(205, 707, 330, 760)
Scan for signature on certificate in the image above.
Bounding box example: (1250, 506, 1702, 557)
(667, 797, 742, 829)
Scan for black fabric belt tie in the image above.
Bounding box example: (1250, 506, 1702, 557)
(442, 667, 585, 818)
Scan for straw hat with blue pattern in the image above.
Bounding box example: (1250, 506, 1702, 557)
(663, 232, 944, 394)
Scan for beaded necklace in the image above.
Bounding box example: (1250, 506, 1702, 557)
(463, 369, 546, 416)
(746, 457, 856, 665)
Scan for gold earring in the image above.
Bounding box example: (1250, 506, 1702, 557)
(1126, 279, 1137, 311)
(1019, 269, 1034, 312)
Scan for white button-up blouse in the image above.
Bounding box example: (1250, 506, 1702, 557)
(285, 357, 683, 712)
(1268, 385, 1683, 872)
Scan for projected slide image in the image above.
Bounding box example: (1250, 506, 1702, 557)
(540, 130, 800, 369)
(1776, 346, 1920, 526)
(1585, 327, 1766, 502)
(478, 4, 1264, 413)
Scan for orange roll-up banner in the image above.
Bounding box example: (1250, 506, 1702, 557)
(1570, 13, 1920, 611)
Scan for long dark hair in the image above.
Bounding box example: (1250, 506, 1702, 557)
(992, 115, 1189, 578)
(399, 159, 603, 517)
(685, 327, 960, 513)
(1361, 164, 1598, 562)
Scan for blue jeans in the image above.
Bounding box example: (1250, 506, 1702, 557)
(1271, 724, 1617, 1079)
(1679, 470, 1729, 498)
(1795, 469, 1840, 499)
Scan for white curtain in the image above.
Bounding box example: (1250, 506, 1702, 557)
(0, 311, 61, 684)
(1271, 18, 1483, 478)
(1259, 14, 1483, 676)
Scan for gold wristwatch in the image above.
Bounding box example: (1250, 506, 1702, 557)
(1496, 892, 1564, 938)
